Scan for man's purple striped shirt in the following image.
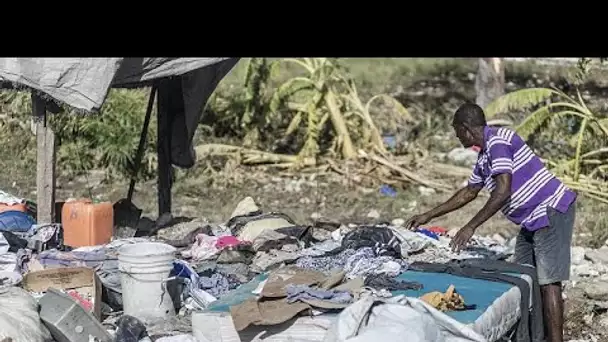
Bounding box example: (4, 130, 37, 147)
(467, 126, 576, 231)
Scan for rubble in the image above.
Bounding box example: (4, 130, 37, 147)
(365, 209, 380, 219)
(571, 246, 586, 265)
(585, 246, 608, 265)
(581, 282, 608, 301)
(391, 218, 405, 227)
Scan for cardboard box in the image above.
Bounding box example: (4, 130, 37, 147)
(22, 266, 102, 319)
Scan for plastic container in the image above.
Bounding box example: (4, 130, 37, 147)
(0, 202, 27, 214)
(118, 242, 177, 323)
(61, 199, 113, 248)
(38, 288, 112, 342)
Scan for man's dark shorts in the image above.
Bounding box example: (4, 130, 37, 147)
(513, 202, 576, 286)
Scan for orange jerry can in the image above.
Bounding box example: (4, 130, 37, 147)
(0, 202, 27, 214)
(61, 199, 113, 248)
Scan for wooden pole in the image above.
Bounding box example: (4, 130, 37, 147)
(156, 80, 172, 217)
(127, 85, 158, 202)
(31, 93, 56, 224)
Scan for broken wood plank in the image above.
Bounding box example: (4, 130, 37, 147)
(156, 80, 173, 217)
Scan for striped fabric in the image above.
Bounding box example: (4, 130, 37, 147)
(468, 126, 576, 231)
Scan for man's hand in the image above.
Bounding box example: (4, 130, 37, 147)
(450, 173, 512, 252)
(405, 212, 433, 230)
(449, 225, 475, 253)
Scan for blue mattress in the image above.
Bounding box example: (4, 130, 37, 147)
(393, 271, 515, 324)
(205, 270, 520, 325)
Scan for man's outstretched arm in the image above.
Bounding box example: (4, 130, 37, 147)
(464, 173, 511, 230)
(406, 184, 483, 229)
(450, 172, 512, 251)
(429, 184, 483, 218)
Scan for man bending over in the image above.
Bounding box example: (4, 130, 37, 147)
(407, 102, 576, 342)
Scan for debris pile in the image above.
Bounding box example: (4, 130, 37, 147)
(0, 192, 601, 342)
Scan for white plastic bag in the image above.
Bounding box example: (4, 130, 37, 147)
(0, 233, 9, 254)
(155, 334, 199, 342)
(0, 286, 52, 342)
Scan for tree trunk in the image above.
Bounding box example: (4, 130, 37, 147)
(475, 58, 505, 109)
(325, 90, 356, 159)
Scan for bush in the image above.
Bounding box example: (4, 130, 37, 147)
(0, 88, 156, 181)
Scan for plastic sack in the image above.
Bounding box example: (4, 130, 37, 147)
(0, 210, 36, 234)
(114, 315, 147, 342)
(155, 335, 198, 342)
(0, 286, 52, 342)
(171, 260, 217, 310)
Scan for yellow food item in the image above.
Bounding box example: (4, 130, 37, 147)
(420, 285, 468, 312)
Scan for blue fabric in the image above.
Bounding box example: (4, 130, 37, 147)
(206, 273, 268, 312)
(416, 229, 439, 240)
(393, 271, 515, 324)
(0, 211, 35, 233)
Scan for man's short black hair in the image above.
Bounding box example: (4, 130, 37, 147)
(453, 102, 487, 127)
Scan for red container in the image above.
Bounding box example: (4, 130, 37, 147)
(61, 199, 113, 247)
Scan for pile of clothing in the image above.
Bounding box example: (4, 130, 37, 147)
(0, 194, 523, 342)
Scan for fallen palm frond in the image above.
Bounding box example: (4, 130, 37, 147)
(195, 143, 456, 193)
(561, 175, 608, 204)
(358, 150, 452, 191)
(269, 58, 412, 161)
(194, 143, 316, 167)
(424, 161, 473, 178)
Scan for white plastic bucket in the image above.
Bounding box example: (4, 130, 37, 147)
(118, 242, 177, 323)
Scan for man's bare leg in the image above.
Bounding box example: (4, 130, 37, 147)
(541, 282, 564, 342)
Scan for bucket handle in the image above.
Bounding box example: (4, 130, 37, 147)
(122, 272, 177, 308)
(121, 271, 177, 284)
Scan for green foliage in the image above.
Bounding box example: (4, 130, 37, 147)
(484, 88, 556, 120)
(0, 88, 156, 181)
(241, 58, 276, 147)
(268, 58, 411, 161)
(485, 58, 608, 200)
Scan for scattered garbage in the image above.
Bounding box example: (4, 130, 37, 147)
(1, 190, 599, 342)
(0, 286, 52, 342)
(379, 184, 397, 197)
(38, 288, 112, 342)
